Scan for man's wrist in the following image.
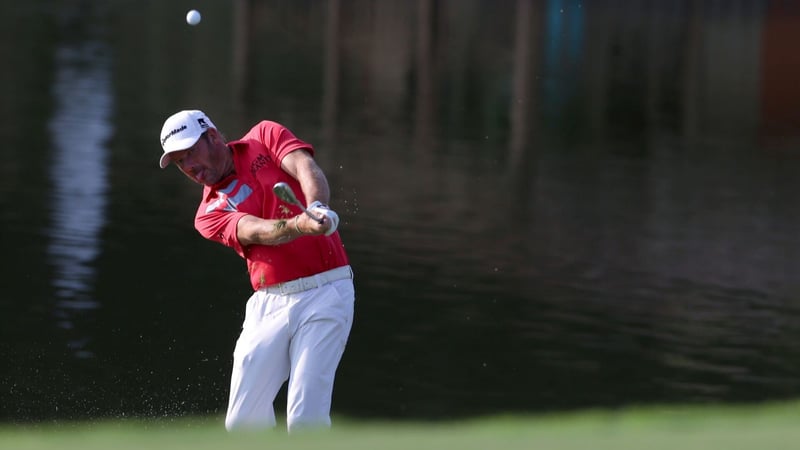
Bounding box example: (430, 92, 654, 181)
(309, 200, 329, 210)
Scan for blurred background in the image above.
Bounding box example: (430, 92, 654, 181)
(2, 0, 800, 422)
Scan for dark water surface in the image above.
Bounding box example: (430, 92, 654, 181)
(3, 0, 800, 421)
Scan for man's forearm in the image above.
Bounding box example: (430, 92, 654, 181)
(236, 214, 301, 246)
(296, 161, 331, 206)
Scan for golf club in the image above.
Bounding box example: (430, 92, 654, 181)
(273, 182, 324, 224)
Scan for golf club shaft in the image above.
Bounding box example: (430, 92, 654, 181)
(273, 182, 324, 224)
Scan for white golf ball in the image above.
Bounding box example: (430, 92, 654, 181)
(186, 9, 201, 26)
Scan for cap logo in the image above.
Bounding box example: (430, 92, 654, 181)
(161, 124, 188, 146)
(198, 118, 209, 129)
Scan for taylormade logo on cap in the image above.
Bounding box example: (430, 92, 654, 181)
(158, 110, 217, 168)
(160, 124, 188, 146)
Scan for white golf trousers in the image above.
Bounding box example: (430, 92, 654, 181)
(224, 270, 354, 432)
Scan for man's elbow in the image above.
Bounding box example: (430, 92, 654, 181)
(234, 215, 258, 246)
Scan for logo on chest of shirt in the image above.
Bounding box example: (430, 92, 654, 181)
(250, 154, 272, 176)
(205, 178, 253, 213)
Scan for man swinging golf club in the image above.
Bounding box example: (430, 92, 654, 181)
(158, 109, 355, 433)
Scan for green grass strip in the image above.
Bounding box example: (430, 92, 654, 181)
(2, 400, 800, 450)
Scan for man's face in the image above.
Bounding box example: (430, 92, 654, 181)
(169, 131, 229, 185)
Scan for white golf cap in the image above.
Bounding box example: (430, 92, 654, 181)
(158, 110, 216, 168)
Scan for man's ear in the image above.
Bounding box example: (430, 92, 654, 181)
(207, 128, 224, 145)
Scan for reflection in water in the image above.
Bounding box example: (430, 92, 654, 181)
(6, 0, 800, 422)
(47, 38, 112, 359)
(542, 0, 583, 123)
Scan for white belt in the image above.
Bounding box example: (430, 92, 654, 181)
(260, 265, 353, 296)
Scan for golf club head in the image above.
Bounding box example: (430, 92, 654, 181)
(273, 182, 299, 205)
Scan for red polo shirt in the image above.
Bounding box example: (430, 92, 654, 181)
(194, 121, 349, 290)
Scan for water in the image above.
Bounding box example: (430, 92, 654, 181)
(2, 0, 800, 422)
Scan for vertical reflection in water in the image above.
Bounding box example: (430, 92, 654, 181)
(542, 0, 584, 124)
(47, 39, 112, 359)
(321, 0, 341, 146)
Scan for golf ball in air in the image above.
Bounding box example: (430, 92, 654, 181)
(186, 9, 201, 26)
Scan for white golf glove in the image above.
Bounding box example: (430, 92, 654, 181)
(309, 201, 340, 236)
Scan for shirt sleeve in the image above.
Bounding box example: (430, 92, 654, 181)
(194, 201, 249, 258)
(242, 120, 314, 164)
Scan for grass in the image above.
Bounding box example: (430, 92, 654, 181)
(3, 401, 800, 450)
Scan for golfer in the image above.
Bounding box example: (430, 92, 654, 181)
(158, 110, 355, 432)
